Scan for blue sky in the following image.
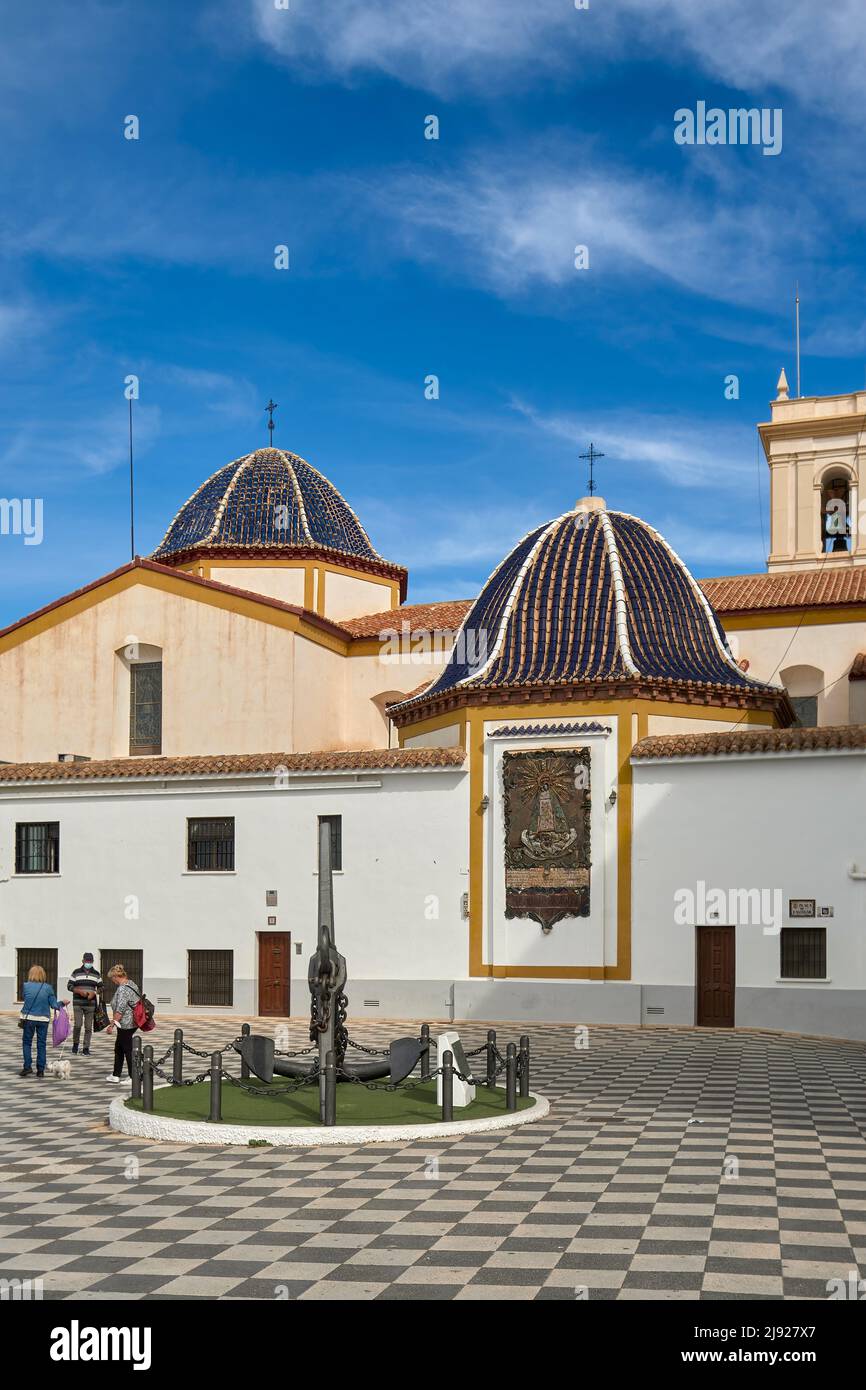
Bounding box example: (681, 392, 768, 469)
(2, 0, 865, 625)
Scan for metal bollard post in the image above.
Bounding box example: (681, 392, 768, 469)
(131, 1035, 142, 1102)
(142, 1044, 154, 1113)
(209, 1051, 222, 1123)
(505, 1043, 517, 1112)
(324, 1049, 337, 1127)
(519, 1034, 530, 1099)
(172, 1028, 184, 1085)
(442, 1049, 454, 1122)
(486, 1029, 497, 1088)
(420, 1023, 430, 1081)
(239, 1022, 251, 1080)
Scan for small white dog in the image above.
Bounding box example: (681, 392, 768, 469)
(46, 1057, 72, 1079)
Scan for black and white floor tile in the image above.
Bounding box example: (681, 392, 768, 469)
(1, 1015, 865, 1301)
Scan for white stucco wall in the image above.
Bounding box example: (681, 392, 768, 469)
(632, 749, 866, 1031)
(0, 766, 469, 1013)
(482, 722, 619, 972)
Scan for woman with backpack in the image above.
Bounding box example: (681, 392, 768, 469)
(104, 963, 140, 1085)
(19, 965, 69, 1078)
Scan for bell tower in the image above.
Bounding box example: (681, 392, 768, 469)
(759, 373, 866, 571)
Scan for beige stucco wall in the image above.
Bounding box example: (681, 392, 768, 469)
(645, 715, 755, 736)
(209, 565, 306, 607)
(344, 646, 452, 748)
(321, 569, 396, 622)
(726, 621, 866, 726)
(0, 582, 301, 762)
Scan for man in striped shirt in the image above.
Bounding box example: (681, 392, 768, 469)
(67, 953, 102, 1055)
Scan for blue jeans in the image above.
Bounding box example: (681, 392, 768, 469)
(22, 1021, 48, 1072)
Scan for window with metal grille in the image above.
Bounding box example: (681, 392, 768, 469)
(16, 948, 58, 1001)
(15, 821, 60, 874)
(318, 815, 342, 871)
(129, 660, 162, 755)
(187, 817, 235, 871)
(188, 950, 233, 1006)
(100, 950, 144, 996)
(790, 696, 818, 728)
(780, 927, 827, 979)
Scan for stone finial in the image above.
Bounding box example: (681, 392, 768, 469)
(775, 368, 790, 401)
(574, 495, 607, 512)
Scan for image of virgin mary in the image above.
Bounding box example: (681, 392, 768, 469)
(520, 779, 578, 862)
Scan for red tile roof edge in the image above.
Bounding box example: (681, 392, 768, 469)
(632, 724, 866, 760)
(0, 558, 351, 645)
(0, 747, 467, 784)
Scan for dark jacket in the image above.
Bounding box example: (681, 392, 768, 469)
(67, 965, 103, 1001)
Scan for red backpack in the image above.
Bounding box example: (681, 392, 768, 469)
(130, 985, 156, 1032)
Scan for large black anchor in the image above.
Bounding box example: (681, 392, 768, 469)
(236, 821, 423, 1108)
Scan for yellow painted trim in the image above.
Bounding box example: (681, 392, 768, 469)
(465, 697, 778, 984)
(315, 567, 326, 617)
(0, 567, 351, 660)
(303, 563, 314, 612)
(722, 607, 866, 631)
(468, 709, 486, 976)
(397, 710, 467, 749)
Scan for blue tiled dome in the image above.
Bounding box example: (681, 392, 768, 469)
(392, 504, 788, 718)
(153, 447, 383, 565)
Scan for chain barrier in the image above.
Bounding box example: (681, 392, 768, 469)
(344, 1038, 390, 1057)
(221, 1069, 320, 1098)
(152, 1061, 211, 1086)
(142, 1031, 519, 1100)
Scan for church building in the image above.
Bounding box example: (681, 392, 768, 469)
(1, 377, 864, 1038)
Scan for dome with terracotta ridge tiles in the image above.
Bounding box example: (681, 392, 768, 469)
(390, 500, 793, 723)
(152, 447, 404, 588)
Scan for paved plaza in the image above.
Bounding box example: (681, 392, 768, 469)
(2, 1014, 865, 1301)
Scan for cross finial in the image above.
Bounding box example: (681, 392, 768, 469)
(578, 442, 605, 496)
(265, 399, 278, 446)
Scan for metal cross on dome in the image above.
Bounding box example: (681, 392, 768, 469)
(579, 442, 605, 497)
(265, 399, 278, 446)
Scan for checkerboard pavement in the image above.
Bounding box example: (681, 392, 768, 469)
(2, 1013, 865, 1301)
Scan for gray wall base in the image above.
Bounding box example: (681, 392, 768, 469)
(735, 988, 866, 1043)
(3, 976, 866, 1043)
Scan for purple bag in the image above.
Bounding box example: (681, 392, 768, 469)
(52, 1005, 70, 1047)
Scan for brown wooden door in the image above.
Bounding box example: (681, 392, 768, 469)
(696, 926, 735, 1027)
(258, 933, 290, 1017)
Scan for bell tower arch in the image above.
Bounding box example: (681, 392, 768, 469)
(760, 374, 866, 571)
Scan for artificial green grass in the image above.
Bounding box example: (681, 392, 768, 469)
(125, 1076, 534, 1126)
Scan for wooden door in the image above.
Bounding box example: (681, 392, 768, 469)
(696, 926, 735, 1027)
(258, 933, 290, 1017)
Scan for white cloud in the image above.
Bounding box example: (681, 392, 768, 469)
(249, 0, 866, 115)
(249, 0, 575, 94)
(372, 154, 817, 310)
(0, 405, 162, 480)
(509, 397, 755, 490)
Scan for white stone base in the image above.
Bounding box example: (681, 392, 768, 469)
(109, 1092, 550, 1147)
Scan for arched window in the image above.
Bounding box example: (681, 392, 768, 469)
(821, 474, 851, 553)
(780, 663, 823, 728)
(116, 642, 162, 755)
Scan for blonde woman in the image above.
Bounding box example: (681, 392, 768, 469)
(19, 965, 68, 1078)
(104, 964, 140, 1084)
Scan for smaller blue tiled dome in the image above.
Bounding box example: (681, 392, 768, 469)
(392, 503, 790, 721)
(153, 447, 386, 567)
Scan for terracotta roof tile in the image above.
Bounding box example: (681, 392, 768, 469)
(633, 724, 866, 760)
(700, 568, 866, 614)
(342, 600, 474, 639)
(0, 747, 466, 785)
